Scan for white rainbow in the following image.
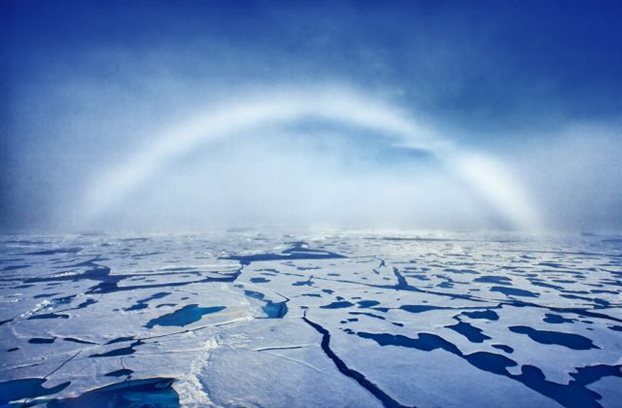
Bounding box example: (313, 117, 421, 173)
(80, 87, 541, 230)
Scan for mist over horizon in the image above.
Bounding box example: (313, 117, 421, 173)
(2, 1, 621, 234)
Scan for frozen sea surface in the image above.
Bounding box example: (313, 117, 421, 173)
(0, 231, 621, 407)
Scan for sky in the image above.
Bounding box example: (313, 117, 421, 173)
(1, 0, 621, 233)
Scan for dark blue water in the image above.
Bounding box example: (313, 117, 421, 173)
(321, 301, 354, 309)
(47, 378, 179, 408)
(223, 241, 346, 265)
(125, 292, 171, 311)
(145, 304, 226, 328)
(509, 326, 598, 350)
(447, 321, 491, 343)
(462, 310, 499, 320)
(490, 286, 539, 298)
(0, 378, 70, 405)
(243, 290, 288, 318)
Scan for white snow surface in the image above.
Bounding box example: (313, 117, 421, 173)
(0, 231, 621, 407)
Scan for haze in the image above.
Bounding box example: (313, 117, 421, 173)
(1, 1, 621, 233)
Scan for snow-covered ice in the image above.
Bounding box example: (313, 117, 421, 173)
(1, 231, 621, 407)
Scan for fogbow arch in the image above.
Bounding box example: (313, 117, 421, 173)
(80, 87, 541, 230)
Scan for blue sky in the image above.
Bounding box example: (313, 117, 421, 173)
(1, 1, 621, 232)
